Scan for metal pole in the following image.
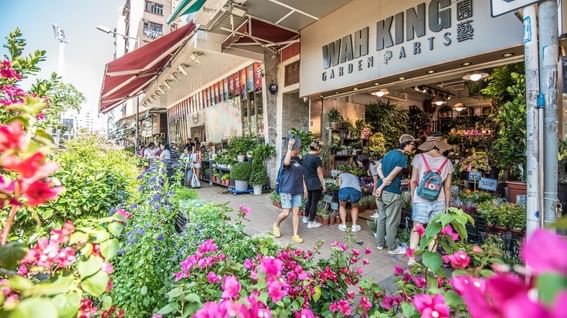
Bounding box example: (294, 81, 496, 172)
(135, 96, 140, 154)
(538, 0, 560, 227)
(524, 5, 541, 235)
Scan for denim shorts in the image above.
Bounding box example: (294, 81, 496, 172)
(338, 187, 362, 203)
(280, 193, 303, 209)
(412, 201, 445, 224)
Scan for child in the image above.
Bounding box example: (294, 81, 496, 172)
(337, 167, 362, 232)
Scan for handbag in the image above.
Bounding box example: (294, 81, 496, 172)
(191, 166, 201, 188)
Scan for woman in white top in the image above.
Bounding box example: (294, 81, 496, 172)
(408, 134, 453, 266)
(192, 144, 202, 179)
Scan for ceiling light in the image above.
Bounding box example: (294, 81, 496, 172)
(374, 83, 379, 86)
(463, 72, 489, 81)
(427, 70, 436, 74)
(503, 53, 514, 57)
(399, 76, 406, 80)
(462, 62, 472, 66)
(353, 87, 358, 91)
(372, 88, 389, 97)
(432, 96, 446, 106)
(453, 103, 465, 112)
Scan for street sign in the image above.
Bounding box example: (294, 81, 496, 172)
(491, 0, 541, 17)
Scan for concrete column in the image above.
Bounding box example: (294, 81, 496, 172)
(263, 50, 279, 186)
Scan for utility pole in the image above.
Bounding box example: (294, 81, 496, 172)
(524, 5, 541, 235)
(538, 0, 560, 227)
(52, 24, 68, 77)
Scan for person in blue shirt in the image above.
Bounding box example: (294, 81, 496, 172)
(273, 138, 307, 244)
(375, 134, 417, 255)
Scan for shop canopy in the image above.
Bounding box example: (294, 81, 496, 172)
(167, 0, 206, 24)
(221, 17, 299, 51)
(99, 22, 196, 113)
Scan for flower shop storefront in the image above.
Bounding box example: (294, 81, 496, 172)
(293, 0, 545, 246)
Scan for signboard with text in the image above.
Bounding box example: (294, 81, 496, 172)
(300, 0, 524, 97)
(490, 0, 540, 17)
(479, 177, 498, 191)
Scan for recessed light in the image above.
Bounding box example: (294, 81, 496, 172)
(399, 76, 406, 80)
(374, 83, 379, 86)
(427, 70, 436, 74)
(463, 72, 489, 81)
(462, 62, 472, 66)
(353, 87, 358, 91)
(503, 53, 514, 57)
(335, 92, 339, 94)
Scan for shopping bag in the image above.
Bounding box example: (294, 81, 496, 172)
(191, 167, 201, 188)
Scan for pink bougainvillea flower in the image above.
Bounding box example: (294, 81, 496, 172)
(415, 224, 425, 237)
(207, 272, 220, 284)
(448, 250, 470, 269)
(221, 276, 241, 299)
(295, 308, 315, 318)
(406, 248, 414, 258)
(352, 248, 361, 257)
(193, 301, 228, 318)
(102, 262, 113, 274)
(451, 275, 485, 296)
(521, 228, 567, 276)
(393, 264, 404, 276)
(239, 204, 251, 217)
(413, 294, 450, 318)
(0, 60, 21, 80)
(267, 279, 288, 303)
(0, 121, 26, 153)
(244, 258, 254, 269)
(260, 256, 283, 278)
(22, 180, 62, 206)
(360, 296, 372, 312)
(380, 295, 394, 310)
(412, 275, 427, 289)
(329, 299, 351, 316)
(116, 209, 132, 219)
(198, 239, 218, 254)
(362, 258, 369, 265)
(1, 152, 46, 179)
(441, 225, 459, 241)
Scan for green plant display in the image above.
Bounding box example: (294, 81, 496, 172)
(290, 128, 314, 154)
(230, 162, 251, 181)
(365, 100, 409, 149)
(327, 108, 342, 123)
(478, 201, 526, 230)
(458, 151, 491, 173)
(369, 133, 387, 157)
(226, 136, 257, 156)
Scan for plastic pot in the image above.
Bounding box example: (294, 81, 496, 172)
(253, 184, 263, 195)
(234, 180, 248, 192)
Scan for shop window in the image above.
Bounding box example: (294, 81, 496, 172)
(284, 61, 300, 87)
(143, 21, 163, 38)
(240, 92, 264, 136)
(145, 1, 164, 16)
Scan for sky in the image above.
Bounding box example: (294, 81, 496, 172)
(0, 0, 124, 130)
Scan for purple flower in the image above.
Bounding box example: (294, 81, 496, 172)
(157, 234, 164, 241)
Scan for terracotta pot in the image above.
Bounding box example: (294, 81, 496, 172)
(506, 181, 527, 204)
(323, 216, 330, 225)
(329, 214, 336, 225)
(316, 215, 323, 223)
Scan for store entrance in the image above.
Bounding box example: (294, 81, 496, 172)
(190, 126, 206, 144)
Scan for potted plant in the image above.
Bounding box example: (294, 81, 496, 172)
(481, 65, 527, 203)
(316, 208, 325, 224)
(228, 136, 257, 162)
(230, 162, 251, 192)
(221, 174, 230, 186)
(458, 151, 491, 177)
(478, 201, 498, 232)
(328, 108, 342, 130)
(249, 143, 275, 195)
(250, 168, 267, 195)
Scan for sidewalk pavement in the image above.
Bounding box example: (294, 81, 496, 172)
(195, 185, 405, 292)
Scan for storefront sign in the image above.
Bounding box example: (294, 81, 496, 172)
(479, 177, 498, 191)
(490, 0, 540, 17)
(300, 0, 523, 96)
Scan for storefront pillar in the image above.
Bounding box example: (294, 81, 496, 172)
(263, 49, 279, 185)
(538, 0, 560, 226)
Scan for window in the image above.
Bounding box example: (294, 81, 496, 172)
(143, 21, 163, 39)
(145, 1, 164, 15)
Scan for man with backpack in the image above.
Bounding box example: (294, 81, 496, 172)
(407, 134, 453, 266)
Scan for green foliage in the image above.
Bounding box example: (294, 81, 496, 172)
(226, 136, 257, 156)
(480, 63, 524, 108)
(2, 28, 46, 76)
(31, 73, 85, 133)
(327, 108, 342, 123)
(13, 135, 139, 239)
(478, 201, 525, 229)
(230, 162, 251, 181)
(111, 168, 180, 317)
(249, 144, 274, 185)
(365, 100, 409, 149)
(290, 128, 314, 154)
(489, 71, 526, 181)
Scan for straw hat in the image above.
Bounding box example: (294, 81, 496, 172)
(418, 136, 451, 152)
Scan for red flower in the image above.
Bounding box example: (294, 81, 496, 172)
(0, 121, 26, 153)
(22, 180, 62, 206)
(415, 224, 425, 237)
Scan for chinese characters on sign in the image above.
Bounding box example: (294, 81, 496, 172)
(457, 0, 474, 42)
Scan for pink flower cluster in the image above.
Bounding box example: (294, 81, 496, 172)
(413, 294, 450, 318)
(175, 239, 226, 281)
(238, 204, 251, 218)
(18, 221, 77, 274)
(0, 60, 22, 80)
(440, 225, 459, 241)
(451, 229, 567, 318)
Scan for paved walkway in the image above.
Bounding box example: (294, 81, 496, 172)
(195, 185, 404, 291)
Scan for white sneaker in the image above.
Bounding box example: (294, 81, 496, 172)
(388, 246, 407, 255)
(370, 212, 379, 218)
(302, 216, 309, 224)
(307, 221, 322, 229)
(376, 245, 384, 250)
(338, 224, 347, 232)
(351, 224, 361, 232)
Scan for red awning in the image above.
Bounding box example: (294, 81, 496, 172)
(222, 17, 298, 50)
(99, 22, 196, 113)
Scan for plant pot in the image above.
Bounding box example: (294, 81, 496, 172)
(237, 155, 245, 162)
(323, 216, 330, 225)
(495, 225, 507, 234)
(316, 215, 323, 223)
(234, 180, 248, 192)
(253, 184, 263, 195)
(506, 181, 526, 204)
(335, 215, 341, 224)
(329, 214, 336, 225)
